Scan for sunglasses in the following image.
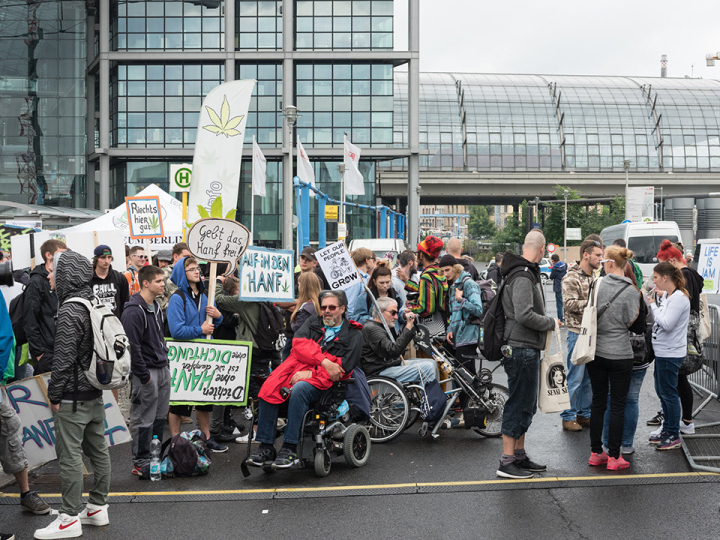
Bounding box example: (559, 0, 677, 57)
(320, 305, 339, 312)
(599, 259, 611, 264)
(384, 309, 399, 316)
(135, 254, 148, 259)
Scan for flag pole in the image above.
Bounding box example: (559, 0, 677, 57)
(250, 135, 255, 246)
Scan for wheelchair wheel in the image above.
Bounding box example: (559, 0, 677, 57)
(472, 384, 509, 438)
(366, 376, 410, 443)
(343, 425, 371, 468)
(314, 449, 331, 477)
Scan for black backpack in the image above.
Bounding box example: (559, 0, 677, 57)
(9, 287, 28, 345)
(254, 302, 284, 352)
(460, 277, 496, 326)
(482, 267, 537, 361)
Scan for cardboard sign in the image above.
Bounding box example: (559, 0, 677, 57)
(10, 231, 50, 269)
(125, 195, 165, 239)
(315, 242, 361, 291)
(3, 375, 130, 471)
(170, 164, 192, 193)
(186, 218, 250, 275)
(697, 242, 720, 294)
(167, 339, 253, 406)
(238, 246, 294, 302)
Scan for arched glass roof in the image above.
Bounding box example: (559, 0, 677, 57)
(393, 72, 720, 173)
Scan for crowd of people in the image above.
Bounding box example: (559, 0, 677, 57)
(0, 227, 706, 538)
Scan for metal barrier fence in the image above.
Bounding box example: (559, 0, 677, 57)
(682, 303, 720, 473)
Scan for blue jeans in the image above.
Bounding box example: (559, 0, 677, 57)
(501, 347, 540, 440)
(380, 359, 438, 383)
(654, 356, 684, 438)
(603, 368, 647, 448)
(560, 331, 593, 421)
(256, 381, 322, 445)
(555, 290, 564, 322)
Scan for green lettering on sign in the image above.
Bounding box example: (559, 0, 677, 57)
(174, 167, 192, 189)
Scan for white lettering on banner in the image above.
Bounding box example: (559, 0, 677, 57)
(238, 246, 294, 302)
(315, 242, 361, 291)
(167, 339, 252, 405)
(186, 218, 250, 275)
(4, 375, 130, 471)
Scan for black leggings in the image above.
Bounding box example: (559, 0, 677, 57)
(678, 374, 693, 421)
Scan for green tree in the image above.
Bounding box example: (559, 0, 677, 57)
(491, 201, 527, 253)
(468, 205, 496, 239)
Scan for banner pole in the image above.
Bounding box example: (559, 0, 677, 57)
(182, 192, 188, 242)
(144, 239, 153, 264)
(204, 261, 218, 340)
(250, 190, 255, 246)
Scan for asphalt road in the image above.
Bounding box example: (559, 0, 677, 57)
(3, 273, 720, 539)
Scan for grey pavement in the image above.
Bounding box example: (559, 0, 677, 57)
(4, 275, 720, 538)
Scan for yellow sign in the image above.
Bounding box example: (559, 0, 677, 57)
(325, 205, 339, 222)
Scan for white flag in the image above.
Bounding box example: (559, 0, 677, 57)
(344, 135, 364, 196)
(252, 136, 267, 197)
(296, 136, 316, 193)
(188, 80, 255, 222)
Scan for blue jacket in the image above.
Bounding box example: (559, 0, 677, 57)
(549, 261, 567, 294)
(352, 288, 404, 332)
(447, 271, 483, 348)
(0, 289, 15, 386)
(167, 257, 222, 340)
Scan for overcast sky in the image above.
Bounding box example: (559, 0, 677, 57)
(395, 0, 720, 80)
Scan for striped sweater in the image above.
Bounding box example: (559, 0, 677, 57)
(405, 264, 448, 318)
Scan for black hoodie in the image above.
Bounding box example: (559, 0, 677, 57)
(47, 251, 100, 404)
(24, 263, 58, 362)
(682, 266, 704, 314)
(121, 292, 169, 384)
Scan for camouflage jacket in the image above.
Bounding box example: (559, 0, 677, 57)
(156, 264, 177, 312)
(561, 262, 595, 332)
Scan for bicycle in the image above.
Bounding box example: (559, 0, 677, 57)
(366, 324, 509, 442)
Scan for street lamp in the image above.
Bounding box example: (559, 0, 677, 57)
(563, 189, 568, 261)
(281, 105, 298, 250)
(624, 159, 631, 221)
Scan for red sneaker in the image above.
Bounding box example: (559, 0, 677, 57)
(588, 451, 609, 466)
(607, 456, 630, 470)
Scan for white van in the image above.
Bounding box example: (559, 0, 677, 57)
(600, 221, 683, 280)
(347, 238, 407, 262)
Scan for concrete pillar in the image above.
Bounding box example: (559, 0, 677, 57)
(281, 0, 295, 250)
(224, 0, 235, 80)
(406, 0, 420, 247)
(98, 0, 110, 210)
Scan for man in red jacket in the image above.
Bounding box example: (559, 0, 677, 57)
(247, 290, 363, 470)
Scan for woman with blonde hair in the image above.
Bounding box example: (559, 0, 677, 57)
(587, 246, 645, 471)
(290, 272, 322, 333)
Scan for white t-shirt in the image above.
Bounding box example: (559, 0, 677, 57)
(651, 289, 690, 357)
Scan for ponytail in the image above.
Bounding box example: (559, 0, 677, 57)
(653, 261, 688, 297)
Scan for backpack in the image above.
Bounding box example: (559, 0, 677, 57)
(482, 267, 538, 361)
(460, 277, 496, 326)
(65, 296, 131, 390)
(159, 430, 211, 478)
(163, 289, 187, 338)
(9, 286, 28, 345)
(629, 260, 644, 289)
(254, 302, 284, 352)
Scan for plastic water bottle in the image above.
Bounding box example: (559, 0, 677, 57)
(150, 435, 162, 481)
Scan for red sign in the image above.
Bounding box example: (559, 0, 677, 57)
(547, 243, 557, 254)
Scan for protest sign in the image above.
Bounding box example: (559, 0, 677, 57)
(697, 241, 720, 293)
(125, 195, 165, 239)
(186, 218, 250, 275)
(626, 186, 655, 221)
(10, 231, 50, 269)
(167, 339, 253, 406)
(315, 241, 361, 291)
(238, 246, 294, 302)
(2, 375, 130, 472)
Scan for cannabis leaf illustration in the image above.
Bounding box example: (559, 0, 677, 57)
(210, 196, 224, 218)
(243, 283, 248, 292)
(225, 209, 236, 220)
(148, 215, 160, 232)
(282, 281, 289, 293)
(203, 95, 244, 137)
(197, 206, 210, 219)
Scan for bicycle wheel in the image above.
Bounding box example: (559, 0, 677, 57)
(473, 383, 509, 437)
(366, 376, 410, 443)
(403, 385, 423, 431)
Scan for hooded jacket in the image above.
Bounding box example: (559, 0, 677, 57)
(549, 261, 567, 294)
(121, 292, 169, 384)
(500, 251, 555, 350)
(405, 263, 448, 318)
(167, 257, 222, 340)
(561, 262, 595, 332)
(24, 263, 58, 361)
(47, 251, 100, 404)
(682, 266, 704, 314)
(447, 270, 484, 348)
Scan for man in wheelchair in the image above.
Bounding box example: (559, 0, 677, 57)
(247, 290, 364, 469)
(361, 297, 438, 383)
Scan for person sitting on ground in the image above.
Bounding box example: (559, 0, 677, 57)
(353, 266, 404, 330)
(360, 297, 437, 382)
(247, 290, 363, 470)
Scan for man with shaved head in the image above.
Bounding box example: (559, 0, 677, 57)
(446, 237, 479, 280)
(496, 230, 558, 480)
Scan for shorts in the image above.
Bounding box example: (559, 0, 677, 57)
(1, 389, 29, 475)
(168, 404, 213, 416)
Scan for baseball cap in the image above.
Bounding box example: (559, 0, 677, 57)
(93, 245, 112, 258)
(300, 247, 317, 261)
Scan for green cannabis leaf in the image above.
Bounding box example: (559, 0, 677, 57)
(225, 208, 236, 220)
(202, 95, 244, 137)
(210, 196, 224, 218)
(148, 215, 160, 232)
(197, 206, 210, 219)
(282, 281, 289, 293)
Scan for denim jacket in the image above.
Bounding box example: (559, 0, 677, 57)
(447, 271, 483, 347)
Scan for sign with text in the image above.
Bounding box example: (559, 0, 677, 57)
(325, 205, 339, 222)
(3, 375, 130, 472)
(238, 246, 294, 302)
(315, 241, 361, 291)
(170, 163, 192, 193)
(186, 218, 250, 275)
(626, 186, 655, 222)
(697, 242, 720, 294)
(565, 227, 582, 241)
(125, 195, 165, 239)
(167, 339, 253, 406)
(338, 222, 347, 240)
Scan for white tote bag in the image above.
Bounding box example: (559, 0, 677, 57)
(538, 321, 571, 413)
(570, 277, 601, 366)
(699, 292, 711, 342)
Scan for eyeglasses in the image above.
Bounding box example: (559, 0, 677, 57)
(384, 309, 399, 316)
(320, 305, 339, 312)
(135, 254, 148, 259)
(186, 267, 200, 273)
(599, 259, 611, 264)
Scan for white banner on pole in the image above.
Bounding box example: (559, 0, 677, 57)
(315, 242, 361, 291)
(626, 186, 655, 222)
(343, 135, 364, 196)
(252, 136, 267, 197)
(188, 80, 256, 223)
(296, 136, 316, 195)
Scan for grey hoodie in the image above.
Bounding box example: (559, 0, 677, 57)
(594, 273, 640, 360)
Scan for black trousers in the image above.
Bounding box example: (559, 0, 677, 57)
(587, 355, 633, 459)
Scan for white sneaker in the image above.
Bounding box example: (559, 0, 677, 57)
(650, 423, 664, 437)
(680, 421, 695, 435)
(34, 513, 82, 539)
(79, 503, 109, 527)
(235, 434, 250, 443)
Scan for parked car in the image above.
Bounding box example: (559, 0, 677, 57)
(539, 257, 552, 284)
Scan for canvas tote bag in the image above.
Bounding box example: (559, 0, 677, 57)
(570, 278, 601, 366)
(539, 321, 571, 413)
